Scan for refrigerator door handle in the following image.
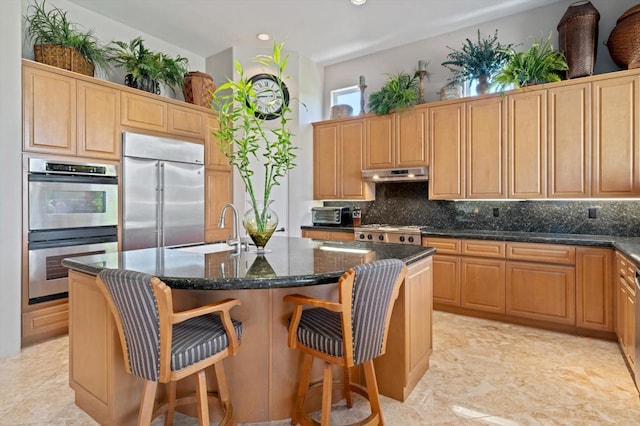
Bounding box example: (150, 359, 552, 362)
(156, 162, 163, 248)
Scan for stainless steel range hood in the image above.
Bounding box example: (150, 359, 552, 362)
(362, 166, 428, 182)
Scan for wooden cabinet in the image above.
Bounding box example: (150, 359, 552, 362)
(424, 237, 461, 307)
(365, 114, 395, 169)
(168, 104, 206, 140)
(364, 110, 428, 170)
(23, 64, 77, 155)
(506, 262, 576, 324)
(204, 115, 233, 242)
(507, 90, 547, 198)
(615, 252, 636, 368)
(462, 257, 506, 314)
(313, 119, 374, 200)
(576, 247, 613, 332)
(21, 302, 69, 347)
(120, 91, 167, 133)
(592, 75, 640, 197)
(506, 242, 575, 265)
(428, 102, 465, 199)
(301, 229, 354, 241)
(548, 83, 591, 198)
(375, 257, 432, 401)
(466, 97, 506, 198)
(77, 81, 121, 159)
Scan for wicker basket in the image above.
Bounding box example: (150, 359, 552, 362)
(330, 104, 353, 119)
(607, 4, 640, 69)
(557, 1, 600, 78)
(182, 71, 216, 107)
(33, 44, 94, 76)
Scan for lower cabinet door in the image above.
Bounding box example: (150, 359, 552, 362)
(461, 258, 506, 314)
(432, 254, 461, 307)
(506, 262, 576, 324)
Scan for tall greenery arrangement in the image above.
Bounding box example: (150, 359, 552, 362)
(494, 34, 568, 89)
(108, 37, 189, 95)
(368, 71, 421, 115)
(441, 29, 513, 88)
(24, 0, 110, 72)
(211, 42, 296, 237)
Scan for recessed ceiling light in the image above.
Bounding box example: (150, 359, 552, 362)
(351, 0, 367, 5)
(257, 33, 270, 41)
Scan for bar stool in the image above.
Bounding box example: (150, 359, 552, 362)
(283, 259, 406, 425)
(97, 269, 242, 425)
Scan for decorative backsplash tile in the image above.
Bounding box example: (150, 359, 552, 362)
(326, 182, 640, 237)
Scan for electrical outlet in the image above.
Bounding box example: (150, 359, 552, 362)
(588, 207, 597, 219)
(493, 207, 500, 217)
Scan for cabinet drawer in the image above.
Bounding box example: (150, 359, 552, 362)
(506, 242, 575, 265)
(461, 240, 505, 258)
(422, 237, 461, 254)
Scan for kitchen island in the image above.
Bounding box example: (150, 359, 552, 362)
(63, 237, 435, 424)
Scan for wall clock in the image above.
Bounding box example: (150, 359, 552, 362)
(247, 73, 290, 120)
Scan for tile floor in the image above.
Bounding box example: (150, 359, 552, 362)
(1, 311, 639, 425)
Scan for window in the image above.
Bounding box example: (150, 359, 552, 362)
(331, 85, 360, 112)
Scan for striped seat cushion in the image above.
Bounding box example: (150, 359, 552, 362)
(171, 314, 243, 371)
(296, 307, 343, 357)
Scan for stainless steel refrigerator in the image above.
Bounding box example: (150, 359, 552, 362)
(122, 132, 205, 251)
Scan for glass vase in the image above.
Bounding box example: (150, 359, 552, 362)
(243, 199, 278, 254)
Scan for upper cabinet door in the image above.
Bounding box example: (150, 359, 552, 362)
(205, 115, 230, 170)
(396, 109, 428, 167)
(466, 97, 506, 199)
(77, 81, 120, 160)
(592, 75, 640, 197)
(313, 123, 340, 200)
(341, 120, 371, 199)
(121, 92, 167, 133)
(548, 83, 591, 198)
(23, 65, 76, 155)
(365, 114, 395, 169)
(167, 104, 206, 140)
(508, 90, 547, 199)
(429, 103, 465, 200)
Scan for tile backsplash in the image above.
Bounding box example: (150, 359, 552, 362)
(326, 182, 640, 237)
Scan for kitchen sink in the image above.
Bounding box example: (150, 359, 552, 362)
(171, 243, 234, 254)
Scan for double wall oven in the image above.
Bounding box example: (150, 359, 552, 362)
(27, 158, 118, 304)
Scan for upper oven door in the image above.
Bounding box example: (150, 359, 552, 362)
(29, 175, 118, 230)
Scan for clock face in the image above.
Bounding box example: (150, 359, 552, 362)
(247, 73, 290, 120)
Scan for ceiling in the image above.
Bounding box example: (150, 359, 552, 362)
(66, 0, 566, 66)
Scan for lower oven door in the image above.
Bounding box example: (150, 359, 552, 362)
(28, 228, 117, 304)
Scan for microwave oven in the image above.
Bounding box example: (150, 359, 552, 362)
(312, 207, 351, 226)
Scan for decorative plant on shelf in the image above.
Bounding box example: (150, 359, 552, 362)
(368, 71, 420, 115)
(494, 33, 568, 89)
(107, 36, 189, 95)
(441, 29, 513, 95)
(211, 42, 297, 253)
(24, 0, 110, 76)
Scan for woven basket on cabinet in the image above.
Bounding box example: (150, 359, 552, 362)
(557, 1, 600, 78)
(33, 44, 94, 76)
(607, 4, 640, 69)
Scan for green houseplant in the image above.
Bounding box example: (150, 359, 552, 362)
(441, 29, 513, 95)
(24, 0, 110, 76)
(108, 37, 189, 95)
(494, 34, 568, 89)
(368, 71, 421, 115)
(211, 42, 296, 253)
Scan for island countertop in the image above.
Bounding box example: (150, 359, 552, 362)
(62, 236, 435, 290)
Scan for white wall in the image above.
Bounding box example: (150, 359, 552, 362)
(0, 1, 24, 358)
(322, 0, 638, 119)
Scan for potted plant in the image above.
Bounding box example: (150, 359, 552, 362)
(441, 29, 513, 95)
(107, 37, 189, 95)
(368, 71, 421, 115)
(211, 42, 297, 253)
(494, 33, 568, 89)
(24, 0, 110, 76)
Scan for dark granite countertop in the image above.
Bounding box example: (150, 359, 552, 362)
(419, 228, 640, 266)
(62, 236, 435, 290)
(300, 225, 354, 232)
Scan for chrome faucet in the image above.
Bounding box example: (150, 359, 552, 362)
(218, 203, 243, 254)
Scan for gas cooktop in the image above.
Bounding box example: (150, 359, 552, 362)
(353, 224, 423, 245)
